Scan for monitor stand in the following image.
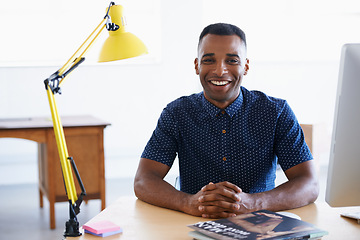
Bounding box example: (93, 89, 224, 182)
(341, 212, 360, 224)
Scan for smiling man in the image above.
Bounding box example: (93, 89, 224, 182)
(195, 32, 248, 109)
(134, 23, 319, 218)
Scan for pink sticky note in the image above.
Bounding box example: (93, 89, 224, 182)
(83, 220, 121, 234)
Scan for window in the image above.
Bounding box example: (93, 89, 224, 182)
(0, 0, 161, 66)
(201, 0, 360, 62)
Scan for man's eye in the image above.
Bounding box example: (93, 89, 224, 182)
(201, 59, 214, 64)
(227, 59, 240, 64)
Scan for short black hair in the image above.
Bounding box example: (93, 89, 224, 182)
(198, 23, 246, 47)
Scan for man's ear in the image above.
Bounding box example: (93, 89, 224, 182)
(194, 58, 199, 75)
(244, 58, 249, 76)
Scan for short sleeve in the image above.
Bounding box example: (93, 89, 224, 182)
(141, 107, 178, 167)
(275, 101, 313, 171)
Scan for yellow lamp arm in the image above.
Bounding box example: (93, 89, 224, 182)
(45, 87, 78, 203)
(44, 18, 107, 95)
(58, 18, 107, 87)
(45, 1, 118, 94)
(44, 15, 108, 205)
(42, 2, 117, 237)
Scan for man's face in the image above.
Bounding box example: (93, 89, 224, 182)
(195, 34, 249, 109)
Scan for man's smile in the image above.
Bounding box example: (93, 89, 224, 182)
(209, 80, 231, 86)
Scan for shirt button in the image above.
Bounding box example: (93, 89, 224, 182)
(222, 130, 226, 134)
(223, 157, 227, 161)
(221, 111, 225, 114)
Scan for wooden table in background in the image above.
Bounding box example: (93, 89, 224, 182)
(0, 115, 110, 229)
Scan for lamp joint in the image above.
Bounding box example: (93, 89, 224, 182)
(104, 1, 119, 31)
(105, 16, 119, 31)
(44, 71, 62, 94)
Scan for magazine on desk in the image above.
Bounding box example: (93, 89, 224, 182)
(188, 210, 328, 240)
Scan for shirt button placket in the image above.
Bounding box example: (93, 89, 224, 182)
(220, 111, 228, 162)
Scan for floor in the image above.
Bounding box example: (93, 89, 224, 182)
(0, 167, 329, 240)
(0, 177, 135, 240)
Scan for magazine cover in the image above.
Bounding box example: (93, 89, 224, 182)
(188, 210, 328, 240)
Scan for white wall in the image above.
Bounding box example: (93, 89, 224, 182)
(0, 0, 203, 184)
(1, 0, 359, 184)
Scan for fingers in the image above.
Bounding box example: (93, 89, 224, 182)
(201, 182, 215, 191)
(198, 203, 240, 218)
(196, 181, 244, 218)
(199, 199, 240, 211)
(201, 181, 242, 203)
(198, 191, 239, 204)
(202, 181, 242, 194)
(186, 182, 247, 218)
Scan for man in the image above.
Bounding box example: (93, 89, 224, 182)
(134, 23, 319, 219)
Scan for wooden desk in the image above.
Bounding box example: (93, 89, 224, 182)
(71, 196, 360, 240)
(0, 115, 110, 229)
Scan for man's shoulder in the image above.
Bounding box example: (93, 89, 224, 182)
(166, 92, 203, 112)
(242, 87, 287, 109)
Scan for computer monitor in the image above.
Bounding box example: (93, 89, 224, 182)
(325, 43, 360, 207)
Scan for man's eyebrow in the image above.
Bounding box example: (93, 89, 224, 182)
(201, 53, 240, 58)
(201, 53, 214, 58)
(226, 53, 240, 58)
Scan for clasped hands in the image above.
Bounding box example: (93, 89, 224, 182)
(193, 181, 251, 218)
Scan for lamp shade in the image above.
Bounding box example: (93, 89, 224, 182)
(98, 4, 148, 62)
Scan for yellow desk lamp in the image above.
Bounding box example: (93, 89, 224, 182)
(43, 1, 147, 237)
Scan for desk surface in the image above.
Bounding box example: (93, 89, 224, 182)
(0, 115, 110, 129)
(71, 196, 360, 240)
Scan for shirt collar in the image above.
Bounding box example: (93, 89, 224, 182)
(201, 90, 243, 118)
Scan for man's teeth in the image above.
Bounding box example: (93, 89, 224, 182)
(211, 81, 229, 86)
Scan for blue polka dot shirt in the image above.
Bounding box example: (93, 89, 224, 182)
(141, 87, 313, 194)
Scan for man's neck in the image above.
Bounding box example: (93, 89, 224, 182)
(203, 92, 240, 110)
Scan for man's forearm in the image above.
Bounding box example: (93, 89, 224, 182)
(134, 175, 202, 216)
(238, 165, 319, 213)
(249, 174, 319, 212)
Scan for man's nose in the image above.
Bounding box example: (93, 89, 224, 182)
(213, 62, 228, 76)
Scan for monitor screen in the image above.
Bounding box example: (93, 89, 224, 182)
(325, 43, 360, 207)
